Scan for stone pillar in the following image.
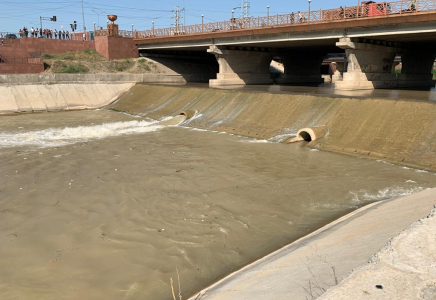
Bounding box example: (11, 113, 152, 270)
(107, 23, 119, 37)
(335, 38, 397, 90)
(208, 46, 274, 86)
(397, 51, 436, 88)
(275, 51, 325, 85)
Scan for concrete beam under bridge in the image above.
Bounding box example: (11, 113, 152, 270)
(276, 51, 326, 85)
(336, 38, 436, 90)
(208, 46, 274, 86)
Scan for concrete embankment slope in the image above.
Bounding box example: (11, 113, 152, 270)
(188, 189, 436, 300)
(110, 84, 436, 172)
(0, 83, 133, 114)
(319, 203, 436, 300)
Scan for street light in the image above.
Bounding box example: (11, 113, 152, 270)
(308, 0, 312, 21)
(152, 21, 155, 36)
(92, 9, 100, 28)
(132, 24, 134, 38)
(201, 14, 204, 32)
(267, 5, 270, 26)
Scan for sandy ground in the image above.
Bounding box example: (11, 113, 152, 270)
(190, 189, 436, 300)
(320, 205, 436, 300)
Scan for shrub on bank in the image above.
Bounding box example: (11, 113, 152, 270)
(51, 61, 89, 73)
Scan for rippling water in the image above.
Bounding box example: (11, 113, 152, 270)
(0, 110, 434, 300)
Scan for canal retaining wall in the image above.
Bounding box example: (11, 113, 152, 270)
(0, 73, 191, 84)
(0, 83, 134, 113)
(110, 84, 436, 172)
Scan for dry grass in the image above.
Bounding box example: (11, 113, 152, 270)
(43, 49, 159, 74)
(170, 268, 183, 300)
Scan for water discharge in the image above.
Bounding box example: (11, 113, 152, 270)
(0, 115, 187, 148)
(0, 110, 435, 300)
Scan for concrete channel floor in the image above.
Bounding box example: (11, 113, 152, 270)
(189, 189, 436, 300)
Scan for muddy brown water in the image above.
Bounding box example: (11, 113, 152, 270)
(0, 110, 435, 300)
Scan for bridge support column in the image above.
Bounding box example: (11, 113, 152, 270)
(397, 51, 436, 88)
(208, 46, 274, 86)
(275, 52, 325, 85)
(335, 38, 397, 90)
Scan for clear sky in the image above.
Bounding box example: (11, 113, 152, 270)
(1, 0, 362, 33)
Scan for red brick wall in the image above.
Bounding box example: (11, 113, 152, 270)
(0, 36, 137, 74)
(95, 36, 138, 60)
(0, 63, 44, 74)
(0, 38, 95, 74)
(0, 38, 95, 57)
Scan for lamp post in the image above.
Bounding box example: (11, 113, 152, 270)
(201, 14, 204, 32)
(92, 9, 100, 28)
(132, 24, 134, 38)
(357, 0, 360, 18)
(308, 0, 312, 21)
(267, 5, 270, 26)
(152, 21, 155, 36)
(232, 10, 235, 29)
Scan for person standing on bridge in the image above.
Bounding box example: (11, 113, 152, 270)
(298, 11, 303, 23)
(339, 6, 345, 19)
(410, 0, 417, 11)
(290, 12, 295, 24)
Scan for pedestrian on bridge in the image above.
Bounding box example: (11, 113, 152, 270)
(410, 0, 417, 11)
(290, 12, 295, 24)
(339, 6, 345, 18)
(298, 11, 303, 23)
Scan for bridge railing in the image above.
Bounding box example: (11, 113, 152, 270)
(97, 0, 436, 39)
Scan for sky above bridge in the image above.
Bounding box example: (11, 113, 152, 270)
(1, 0, 362, 33)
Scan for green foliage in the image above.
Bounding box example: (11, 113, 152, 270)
(82, 49, 96, 54)
(148, 61, 157, 69)
(64, 63, 88, 73)
(109, 59, 135, 72)
(42, 49, 105, 62)
(138, 58, 146, 64)
(116, 64, 126, 72)
(52, 61, 89, 73)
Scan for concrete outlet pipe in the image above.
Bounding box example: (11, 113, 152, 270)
(287, 126, 328, 143)
(179, 110, 197, 120)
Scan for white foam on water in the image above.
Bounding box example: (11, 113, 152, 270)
(188, 128, 209, 132)
(268, 132, 297, 143)
(242, 138, 270, 144)
(350, 186, 429, 204)
(0, 119, 167, 148)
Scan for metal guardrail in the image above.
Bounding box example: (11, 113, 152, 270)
(95, 0, 435, 39)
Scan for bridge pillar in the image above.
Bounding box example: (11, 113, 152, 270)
(397, 51, 436, 88)
(208, 46, 274, 86)
(275, 51, 325, 85)
(335, 38, 397, 90)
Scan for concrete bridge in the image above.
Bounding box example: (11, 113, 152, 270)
(133, 0, 436, 90)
